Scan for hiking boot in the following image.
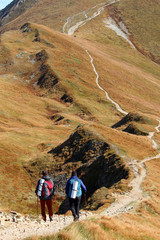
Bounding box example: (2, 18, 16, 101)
(49, 216, 53, 222)
(74, 216, 79, 222)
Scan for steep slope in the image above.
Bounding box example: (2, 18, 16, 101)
(0, 0, 108, 32)
(0, 1, 160, 239)
(107, 0, 160, 64)
(0, 0, 38, 26)
(0, 21, 160, 213)
(1, 0, 160, 64)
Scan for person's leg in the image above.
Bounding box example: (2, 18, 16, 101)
(46, 199, 53, 221)
(75, 196, 81, 219)
(69, 198, 76, 219)
(40, 200, 46, 221)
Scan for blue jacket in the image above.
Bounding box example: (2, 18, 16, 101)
(65, 176, 87, 198)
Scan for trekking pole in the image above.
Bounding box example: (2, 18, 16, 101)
(37, 197, 39, 217)
(54, 195, 60, 222)
(64, 197, 68, 223)
(84, 193, 87, 216)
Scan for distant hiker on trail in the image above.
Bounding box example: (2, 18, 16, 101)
(35, 170, 55, 222)
(65, 171, 87, 222)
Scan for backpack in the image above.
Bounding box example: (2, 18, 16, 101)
(69, 178, 81, 199)
(42, 180, 54, 198)
(36, 178, 45, 197)
(36, 178, 54, 199)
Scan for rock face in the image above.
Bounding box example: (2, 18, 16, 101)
(112, 112, 148, 136)
(19, 24, 73, 102)
(29, 48, 60, 89)
(123, 123, 148, 136)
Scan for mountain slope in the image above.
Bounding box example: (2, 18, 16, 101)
(0, 1, 160, 239)
(0, 22, 160, 213)
(107, 0, 160, 63)
(1, 0, 160, 65)
(0, 0, 38, 26)
(0, 0, 108, 32)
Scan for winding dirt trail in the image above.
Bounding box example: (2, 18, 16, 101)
(63, 0, 120, 35)
(85, 46, 160, 217)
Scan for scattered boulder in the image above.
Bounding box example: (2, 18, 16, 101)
(50, 114, 70, 125)
(33, 28, 40, 42)
(20, 23, 32, 33)
(51, 114, 64, 122)
(35, 50, 48, 63)
(61, 94, 73, 104)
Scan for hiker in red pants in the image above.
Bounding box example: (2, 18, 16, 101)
(35, 170, 55, 222)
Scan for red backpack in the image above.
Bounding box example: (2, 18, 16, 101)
(42, 180, 54, 198)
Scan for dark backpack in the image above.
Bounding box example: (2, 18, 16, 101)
(36, 178, 54, 199)
(42, 180, 54, 198)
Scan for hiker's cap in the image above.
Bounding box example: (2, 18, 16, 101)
(72, 171, 77, 177)
(42, 170, 48, 176)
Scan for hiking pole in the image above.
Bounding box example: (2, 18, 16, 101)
(84, 193, 87, 216)
(37, 197, 38, 217)
(64, 197, 68, 223)
(54, 195, 60, 222)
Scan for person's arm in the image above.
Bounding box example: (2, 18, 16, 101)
(65, 180, 70, 195)
(80, 179, 87, 193)
(35, 180, 40, 194)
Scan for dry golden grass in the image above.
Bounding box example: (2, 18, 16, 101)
(0, 23, 160, 214)
(108, 0, 160, 64)
(90, 124, 158, 160)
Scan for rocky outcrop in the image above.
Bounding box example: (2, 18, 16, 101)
(36, 64, 59, 89)
(48, 126, 131, 197)
(112, 112, 148, 136)
(123, 123, 148, 136)
(112, 112, 146, 128)
(20, 23, 40, 42)
(50, 114, 70, 125)
(61, 94, 73, 104)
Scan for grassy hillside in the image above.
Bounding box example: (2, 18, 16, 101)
(0, 0, 109, 32)
(107, 0, 160, 64)
(1, 0, 160, 65)
(0, 22, 160, 214)
(0, 1, 160, 239)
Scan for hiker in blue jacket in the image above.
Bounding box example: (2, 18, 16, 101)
(65, 171, 87, 221)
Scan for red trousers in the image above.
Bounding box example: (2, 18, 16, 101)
(40, 199, 53, 221)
